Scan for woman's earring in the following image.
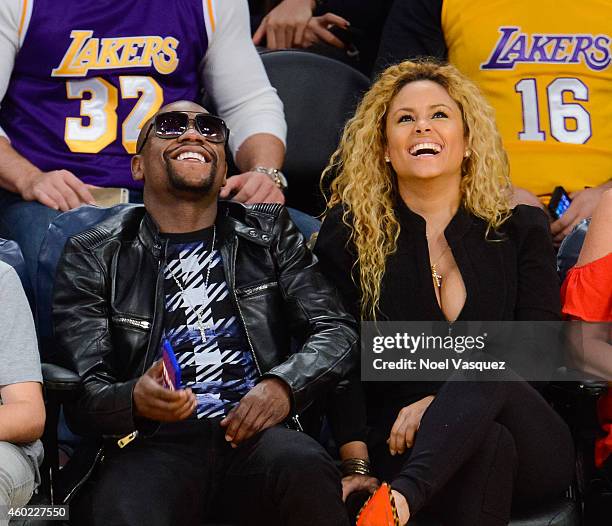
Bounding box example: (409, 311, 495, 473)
(384, 156, 391, 163)
(464, 149, 471, 158)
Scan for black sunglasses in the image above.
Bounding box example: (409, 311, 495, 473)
(138, 111, 229, 153)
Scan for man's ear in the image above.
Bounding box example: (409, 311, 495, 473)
(131, 155, 144, 182)
(222, 159, 228, 186)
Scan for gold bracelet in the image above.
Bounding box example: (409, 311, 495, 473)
(340, 458, 372, 477)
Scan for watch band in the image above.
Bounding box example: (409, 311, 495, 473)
(253, 166, 288, 190)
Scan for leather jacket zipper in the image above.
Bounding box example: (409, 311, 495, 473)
(229, 237, 263, 377)
(236, 282, 277, 297)
(114, 316, 151, 330)
(141, 240, 166, 375)
(229, 237, 303, 433)
(62, 447, 105, 504)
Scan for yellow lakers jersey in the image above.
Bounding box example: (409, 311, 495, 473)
(442, 0, 612, 195)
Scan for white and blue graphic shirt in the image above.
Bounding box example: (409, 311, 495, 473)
(160, 227, 257, 419)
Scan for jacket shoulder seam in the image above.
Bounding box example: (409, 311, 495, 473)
(249, 203, 284, 217)
(70, 226, 114, 250)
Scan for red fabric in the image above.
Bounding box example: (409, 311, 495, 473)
(561, 251, 612, 468)
(356, 483, 399, 526)
(561, 252, 612, 322)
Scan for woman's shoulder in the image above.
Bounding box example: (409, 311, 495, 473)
(319, 204, 352, 241)
(501, 204, 551, 239)
(322, 203, 348, 223)
(315, 204, 357, 265)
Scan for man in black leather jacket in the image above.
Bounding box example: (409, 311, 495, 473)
(52, 100, 357, 526)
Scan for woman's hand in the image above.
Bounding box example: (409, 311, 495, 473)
(342, 474, 379, 501)
(301, 13, 350, 49)
(551, 184, 610, 244)
(388, 395, 435, 455)
(252, 0, 314, 49)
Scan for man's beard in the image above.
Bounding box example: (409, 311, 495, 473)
(165, 154, 219, 195)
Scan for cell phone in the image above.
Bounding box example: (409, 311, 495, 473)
(328, 25, 360, 58)
(161, 339, 182, 390)
(548, 186, 572, 220)
(89, 186, 129, 207)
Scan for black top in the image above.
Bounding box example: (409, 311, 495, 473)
(313, 200, 561, 444)
(374, 0, 446, 76)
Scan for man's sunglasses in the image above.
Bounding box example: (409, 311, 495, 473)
(138, 111, 229, 153)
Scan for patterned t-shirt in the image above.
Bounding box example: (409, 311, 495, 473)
(159, 226, 257, 419)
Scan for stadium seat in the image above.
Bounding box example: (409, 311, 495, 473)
(259, 49, 370, 216)
(0, 237, 33, 309)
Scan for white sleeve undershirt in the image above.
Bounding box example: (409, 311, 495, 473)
(205, 0, 287, 154)
(0, 0, 287, 154)
(0, 0, 21, 139)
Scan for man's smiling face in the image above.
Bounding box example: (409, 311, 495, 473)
(132, 101, 227, 200)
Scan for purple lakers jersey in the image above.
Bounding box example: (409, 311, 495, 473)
(0, 0, 214, 189)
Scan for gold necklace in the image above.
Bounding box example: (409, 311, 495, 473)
(167, 226, 216, 343)
(429, 242, 450, 289)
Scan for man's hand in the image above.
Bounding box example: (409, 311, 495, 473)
(219, 172, 285, 204)
(19, 169, 96, 211)
(133, 361, 197, 422)
(388, 395, 434, 455)
(253, 0, 314, 49)
(551, 185, 609, 244)
(302, 13, 350, 49)
(220, 378, 291, 447)
(341, 474, 379, 502)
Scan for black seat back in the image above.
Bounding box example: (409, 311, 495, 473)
(260, 49, 370, 216)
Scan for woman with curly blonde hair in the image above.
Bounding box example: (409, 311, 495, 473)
(314, 61, 574, 525)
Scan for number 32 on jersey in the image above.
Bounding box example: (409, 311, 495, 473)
(64, 76, 163, 154)
(515, 77, 591, 144)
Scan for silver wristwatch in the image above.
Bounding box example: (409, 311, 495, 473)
(254, 166, 288, 191)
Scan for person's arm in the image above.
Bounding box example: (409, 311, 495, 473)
(204, 0, 287, 204)
(313, 207, 379, 498)
(54, 236, 198, 437)
(219, 206, 359, 446)
(568, 323, 612, 379)
(0, 383, 45, 443)
(252, 0, 348, 51)
(252, 0, 315, 49)
(374, 0, 446, 77)
(223, 132, 286, 204)
(0, 1, 95, 210)
(563, 190, 612, 379)
(551, 180, 612, 245)
(313, 205, 361, 319)
(261, 207, 358, 408)
(576, 189, 612, 267)
(0, 263, 45, 443)
(53, 237, 144, 437)
(512, 205, 562, 321)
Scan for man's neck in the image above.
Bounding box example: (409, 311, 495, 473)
(145, 195, 218, 234)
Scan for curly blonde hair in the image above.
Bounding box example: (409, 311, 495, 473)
(323, 60, 512, 319)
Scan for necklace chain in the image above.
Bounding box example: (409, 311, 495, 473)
(167, 225, 216, 343)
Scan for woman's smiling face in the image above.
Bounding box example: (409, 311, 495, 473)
(384, 80, 467, 184)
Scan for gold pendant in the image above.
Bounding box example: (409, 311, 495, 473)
(431, 264, 443, 288)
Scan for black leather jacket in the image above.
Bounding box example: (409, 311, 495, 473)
(53, 202, 358, 439)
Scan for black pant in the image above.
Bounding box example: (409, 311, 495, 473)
(370, 381, 575, 526)
(73, 420, 349, 526)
